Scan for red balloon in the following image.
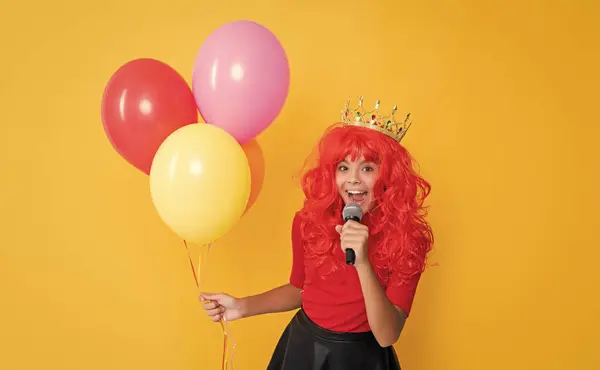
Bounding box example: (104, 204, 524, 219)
(241, 139, 265, 214)
(101, 58, 198, 174)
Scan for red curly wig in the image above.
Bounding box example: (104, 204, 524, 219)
(296, 123, 433, 286)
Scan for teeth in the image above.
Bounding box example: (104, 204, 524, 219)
(347, 190, 367, 194)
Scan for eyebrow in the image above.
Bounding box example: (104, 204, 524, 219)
(338, 160, 374, 165)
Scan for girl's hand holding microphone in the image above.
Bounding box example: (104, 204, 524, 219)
(199, 293, 245, 322)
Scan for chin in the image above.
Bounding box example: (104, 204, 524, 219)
(360, 203, 373, 214)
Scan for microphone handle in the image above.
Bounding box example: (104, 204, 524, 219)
(346, 248, 356, 265)
(343, 215, 360, 266)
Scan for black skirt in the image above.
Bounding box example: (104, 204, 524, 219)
(267, 308, 401, 370)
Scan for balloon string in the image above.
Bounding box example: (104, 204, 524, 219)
(184, 241, 235, 370)
(184, 240, 200, 287)
(223, 319, 236, 369)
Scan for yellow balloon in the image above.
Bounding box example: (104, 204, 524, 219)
(149, 124, 251, 245)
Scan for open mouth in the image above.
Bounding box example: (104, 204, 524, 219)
(346, 190, 368, 203)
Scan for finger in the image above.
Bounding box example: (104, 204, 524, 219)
(344, 221, 368, 232)
(341, 221, 354, 232)
(202, 301, 219, 310)
(206, 306, 224, 317)
(199, 292, 221, 302)
(340, 238, 356, 248)
(335, 225, 342, 234)
(341, 228, 365, 236)
(342, 222, 364, 233)
(340, 233, 367, 243)
(340, 224, 356, 236)
(341, 237, 365, 248)
(342, 240, 361, 249)
(342, 233, 367, 240)
(211, 313, 223, 322)
(199, 293, 212, 302)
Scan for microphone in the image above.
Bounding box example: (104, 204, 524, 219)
(342, 203, 363, 265)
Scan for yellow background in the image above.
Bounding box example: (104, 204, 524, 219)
(1, 0, 599, 369)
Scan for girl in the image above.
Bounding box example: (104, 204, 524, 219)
(200, 98, 434, 370)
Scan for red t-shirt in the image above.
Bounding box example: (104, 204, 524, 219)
(289, 212, 421, 333)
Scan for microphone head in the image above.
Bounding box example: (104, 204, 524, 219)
(342, 203, 363, 222)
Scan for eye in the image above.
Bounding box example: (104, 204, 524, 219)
(362, 166, 374, 172)
(338, 165, 348, 171)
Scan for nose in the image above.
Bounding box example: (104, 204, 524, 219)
(346, 169, 360, 184)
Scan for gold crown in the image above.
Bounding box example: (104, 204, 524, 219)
(340, 96, 412, 143)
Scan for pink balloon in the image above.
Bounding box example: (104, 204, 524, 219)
(192, 20, 290, 144)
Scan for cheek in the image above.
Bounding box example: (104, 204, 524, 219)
(362, 174, 378, 192)
(335, 173, 345, 190)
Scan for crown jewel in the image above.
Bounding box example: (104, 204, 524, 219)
(340, 96, 412, 143)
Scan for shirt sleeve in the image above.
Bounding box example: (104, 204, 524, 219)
(289, 213, 305, 289)
(385, 267, 422, 316)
